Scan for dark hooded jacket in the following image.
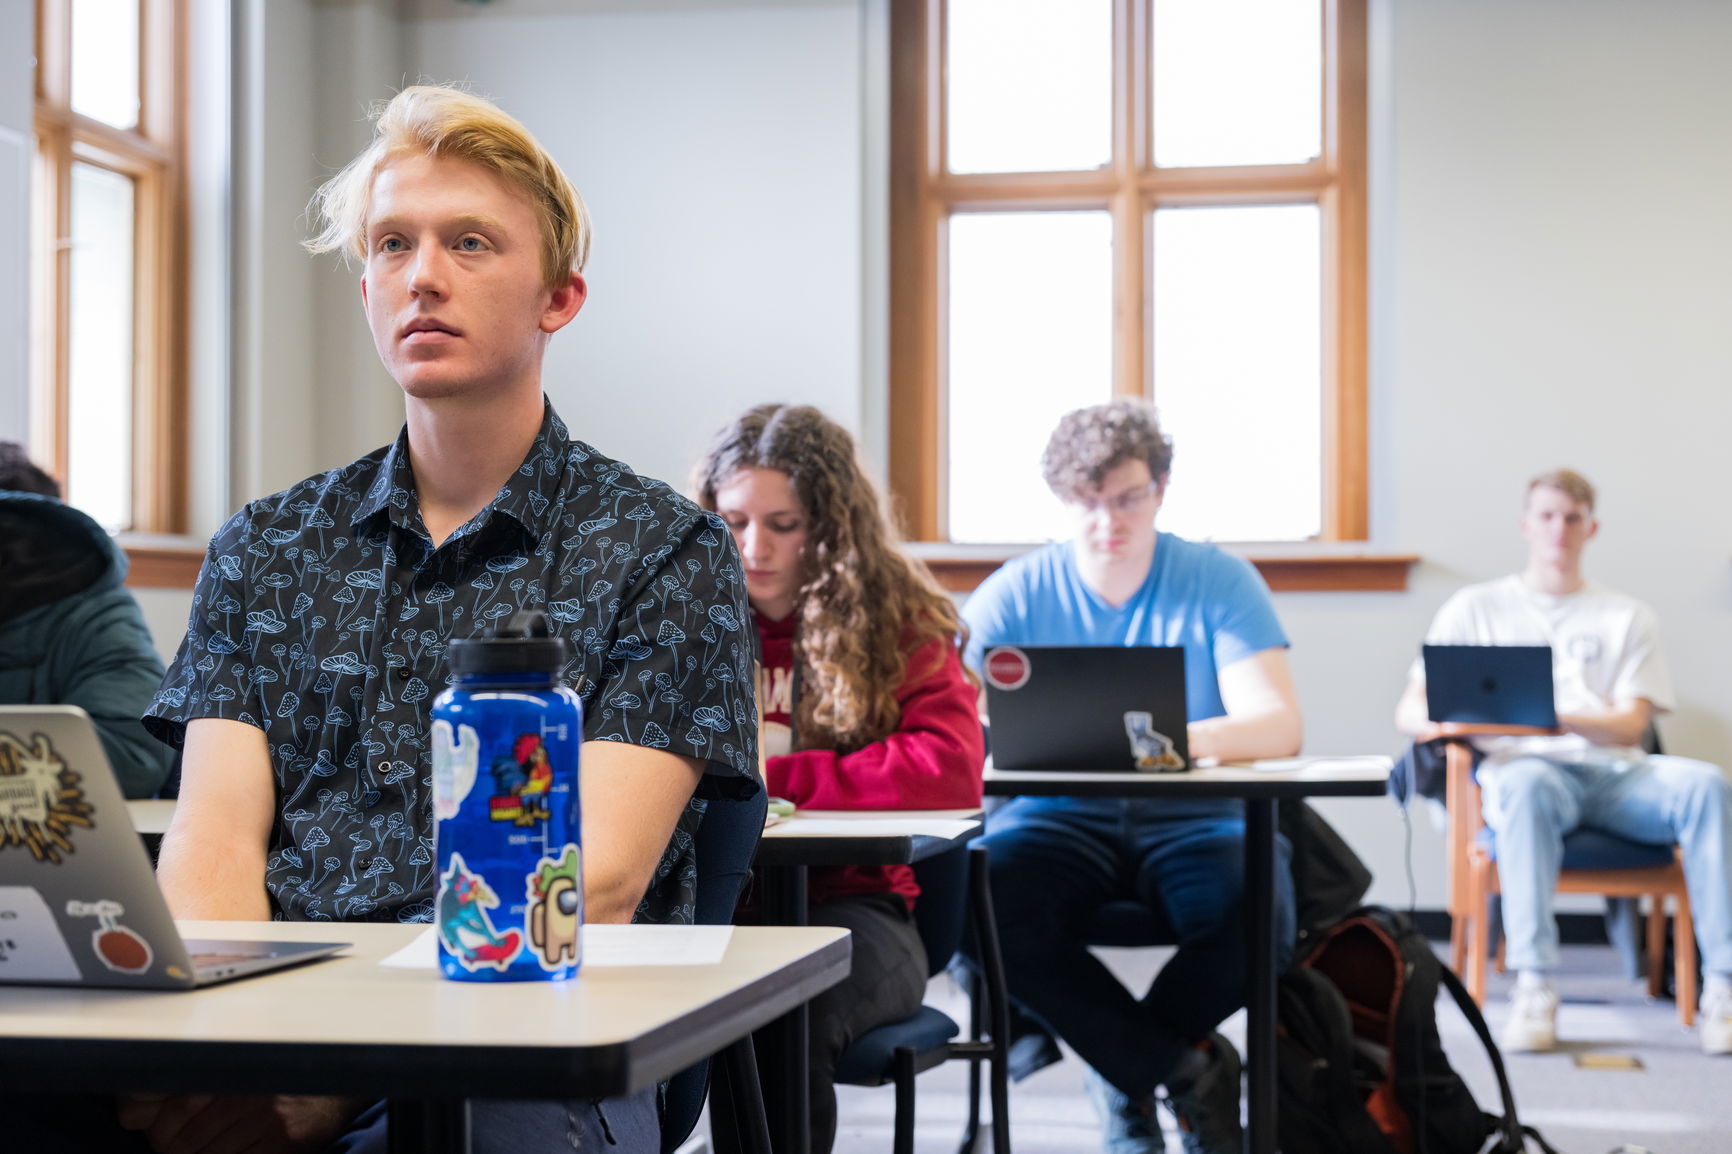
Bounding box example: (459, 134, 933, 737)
(0, 490, 173, 797)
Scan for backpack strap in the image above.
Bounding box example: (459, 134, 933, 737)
(1436, 964, 1550, 1153)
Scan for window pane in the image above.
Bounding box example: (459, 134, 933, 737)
(948, 211, 1112, 543)
(1150, 205, 1320, 542)
(71, 0, 142, 130)
(947, 0, 1111, 175)
(1151, 0, 1321, 168)
(67, 162, 136, 532)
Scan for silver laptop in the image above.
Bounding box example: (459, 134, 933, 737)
(0, 705, 349, 989)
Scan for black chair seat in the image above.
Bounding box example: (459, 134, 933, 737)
(834, 1006, 961, 1085)
(1477, 826, 1675, 870)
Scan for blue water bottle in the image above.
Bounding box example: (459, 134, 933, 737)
(430, 610, 583, 982)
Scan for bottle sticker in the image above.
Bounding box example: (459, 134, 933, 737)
(0, 886, 82, 981)
(0, 729, 94, 864)
(526, 844, 582, 970)
(436, 852, 523, 971)
(431, 720, 480, 820)
(67, 899, 155, 974)
(486, 732, 554, 827)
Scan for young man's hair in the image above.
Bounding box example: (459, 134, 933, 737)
(1526, 468, 1595, 512)
(0, 442, 62, 498)
(692, 403, 973, 752)
(1040, 398, 1174, 501)
(305, 84, 591, 290)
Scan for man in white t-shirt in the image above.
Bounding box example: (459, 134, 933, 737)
(1396, 469, 1732, 1055)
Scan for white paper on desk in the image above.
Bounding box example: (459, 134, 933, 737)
(379, 925, 734, 970)
(770, 818, 979, 839)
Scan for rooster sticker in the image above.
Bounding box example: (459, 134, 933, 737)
(487, 732, 553, 827)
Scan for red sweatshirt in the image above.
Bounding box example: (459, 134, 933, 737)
(756, 609, 984, 912)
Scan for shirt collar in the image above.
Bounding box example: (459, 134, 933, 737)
(348, 401, 568, 543)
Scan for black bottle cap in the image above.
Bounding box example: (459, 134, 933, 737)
(446, 610, 570, 676)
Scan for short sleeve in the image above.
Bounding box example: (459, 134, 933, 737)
(1612, 603, 1676, 714)
(1410, 588, 1484, 683)
(585, 510, 759, 801)
(1206, 552, 1289, 670)
(961, 564, 1028, 674)
(142, 512, 268, 747)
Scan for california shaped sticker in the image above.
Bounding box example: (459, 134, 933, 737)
(1124, 711, 1186, 771)
(436, 852, 523, 971)
(0, 729, 94, 864)
(526, 843, 582, 970)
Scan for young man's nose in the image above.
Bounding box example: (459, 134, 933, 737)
(409, 246, 450, 294)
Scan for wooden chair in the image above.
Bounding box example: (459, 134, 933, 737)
(1441, 723, 1696, 1026)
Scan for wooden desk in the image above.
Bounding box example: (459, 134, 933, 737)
(983, 757, 1389, 1154)
(753, 808, 983, 1154)
(0, 920, 850, 1154)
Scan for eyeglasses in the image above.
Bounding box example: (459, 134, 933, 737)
(1072, 481, 1159, 518)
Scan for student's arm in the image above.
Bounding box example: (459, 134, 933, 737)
(1394, 675, 1443, 741)
(1558, 697, 1651, 749)
(153, 718, 275, 921)
(580, 741, 706, 924)
(766, 640, 984, 810)
(1189, 647, 1303, 763)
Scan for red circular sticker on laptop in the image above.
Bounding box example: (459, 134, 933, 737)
(984, 646, 1031, 691)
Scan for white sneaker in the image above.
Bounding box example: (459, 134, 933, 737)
(1499, 981, 1558, 1053)
(1701, 989, 1732, 1056)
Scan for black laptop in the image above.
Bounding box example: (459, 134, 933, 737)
(1422, 644, 1558, 729)
(983, 646, 1189, 772)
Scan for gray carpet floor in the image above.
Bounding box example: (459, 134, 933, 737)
(801, 941, 1724, 1154)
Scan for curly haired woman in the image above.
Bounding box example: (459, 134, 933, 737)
(694, 403, 984, 1154)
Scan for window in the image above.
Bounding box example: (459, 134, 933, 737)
(31, 0, 188, 534)
(888, 0, 1367, 545)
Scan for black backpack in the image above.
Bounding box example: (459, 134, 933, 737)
(1277, 906, 1561, 1154)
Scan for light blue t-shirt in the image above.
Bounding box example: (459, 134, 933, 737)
(963, 533, 1289, 723)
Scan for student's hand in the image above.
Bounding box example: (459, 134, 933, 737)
(117, 1092, 369, 1153)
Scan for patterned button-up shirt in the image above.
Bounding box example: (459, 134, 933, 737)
(146, 405, 758, 924)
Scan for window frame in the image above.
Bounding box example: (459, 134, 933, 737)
(887, 0, 1368, 547)
(31, 0, 190, 535)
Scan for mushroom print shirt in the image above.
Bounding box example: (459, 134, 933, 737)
(146, 404, 759, 924)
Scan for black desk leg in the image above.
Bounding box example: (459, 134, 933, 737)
(1244, 798, 1277, 1154)
(388, 1098, 469, 1154)
(762, 865, 811, 1154)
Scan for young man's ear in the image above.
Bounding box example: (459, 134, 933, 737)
(541, 272, 587, 335)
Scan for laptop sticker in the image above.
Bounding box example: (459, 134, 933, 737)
(1124, 712, 1186, 771)
(67, 899, 154, 974)
(436, 852, 523, 971)
(0, 885, 82, 981)
(983, 647, 1032, 692)
(526, 843, 581, 969)
(0, 729, 94, 864)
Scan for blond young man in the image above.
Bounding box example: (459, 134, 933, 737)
(19, 86, 757, 1153)
(1397, 470, 1732, 1055)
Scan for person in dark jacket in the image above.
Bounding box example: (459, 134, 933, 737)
(0, 442, 173, 798)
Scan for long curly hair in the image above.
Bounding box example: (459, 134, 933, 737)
(693, 404, 971, 753)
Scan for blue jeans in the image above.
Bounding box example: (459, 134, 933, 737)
(1481, 754, 1732, 975)
(970, 796, 1294, 1100)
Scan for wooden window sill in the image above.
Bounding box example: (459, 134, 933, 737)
(120, 535, 206, 589)
(903, 544, 1418, 594)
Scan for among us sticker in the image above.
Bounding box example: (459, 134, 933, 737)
(0, 885, 82, 982)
